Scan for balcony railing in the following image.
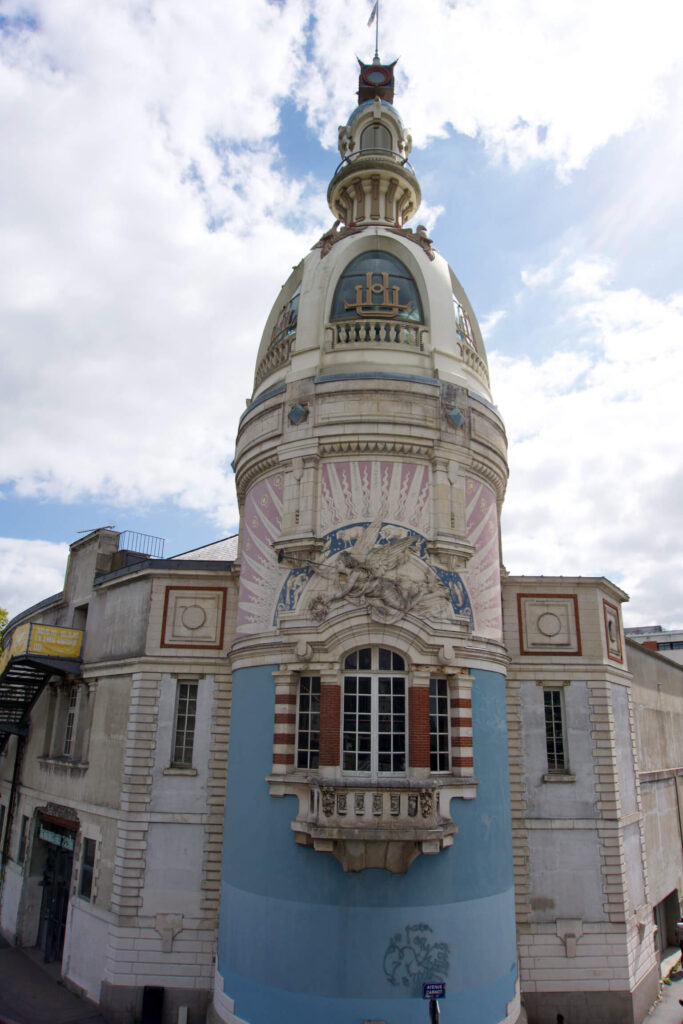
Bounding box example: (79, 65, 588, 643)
(255, 333, 294, 387)
(332, 318, 423, 350)
(268, 773, 477, 873)
(118, 530, 164, 558)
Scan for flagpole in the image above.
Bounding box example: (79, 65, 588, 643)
(375, 0, 380, 60)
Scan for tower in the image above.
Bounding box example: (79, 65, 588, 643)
(213, 58, 520, 1024)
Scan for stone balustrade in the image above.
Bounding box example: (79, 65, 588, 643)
(332, 318, 423, 349)
(268, 773, 478, 873)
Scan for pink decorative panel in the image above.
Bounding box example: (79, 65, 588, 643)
(320, 461, 430, 535)
(236, 473, 285, 637)
(465, 478, 502, 640)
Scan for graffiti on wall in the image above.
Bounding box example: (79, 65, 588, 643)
(383, 924, 450, 992)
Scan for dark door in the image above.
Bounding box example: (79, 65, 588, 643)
(39, 843, 73, 963)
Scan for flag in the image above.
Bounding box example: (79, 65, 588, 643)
(367, 1, 378, 27)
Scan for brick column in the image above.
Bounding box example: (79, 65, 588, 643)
(450, 671, 474, 774)
(408, 677, 431, 769)
(272, 670, 296, 772)
(319, 673, 341, 768)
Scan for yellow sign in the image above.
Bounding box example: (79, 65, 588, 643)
(28, 625, 83, 659)
(0, 624, 30, 675)
(0, 623, 83, 675)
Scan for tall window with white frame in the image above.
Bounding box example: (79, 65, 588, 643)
(63, 685, 78, 757)
(342, 647, 406, 776)
(543, 687, 567, 773)
(172, 680, 198, 768)
(296, 676, 321, 769)
(429, 677, 450, 772)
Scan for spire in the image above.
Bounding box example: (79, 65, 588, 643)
(328, 57, 420, 227)
(367, 0, 380, 61)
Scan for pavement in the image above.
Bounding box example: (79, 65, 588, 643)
(648, 957, 683, 1024)
(0, 935, 107, 1024)
(0, 933, 682, 1024)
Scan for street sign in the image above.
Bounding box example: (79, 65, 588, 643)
(423, 982, 446, 999)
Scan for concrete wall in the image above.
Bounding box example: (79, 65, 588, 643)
(628, 640, 683, 910)
(0, 860, 22, 938)
(63, 897, 110, 1002)
(84, 578, 152, 661)
(629, 640, 683, 772)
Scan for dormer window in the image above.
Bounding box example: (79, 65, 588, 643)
(360, 123, 392, 153)
(331, 251, 423, 323)
(269, 282, 301, 349)
(453, 295, 477, 350)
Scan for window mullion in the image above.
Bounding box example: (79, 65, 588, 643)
(371, 676, 378, 778)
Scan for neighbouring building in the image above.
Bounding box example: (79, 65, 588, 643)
(1, 57, 681, 1024)
(626, 625, 683, 666)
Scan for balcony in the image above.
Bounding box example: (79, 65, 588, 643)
(331, 318, 424, 350)
(268, 773, 478, 873)
(0, 623, 83, 750)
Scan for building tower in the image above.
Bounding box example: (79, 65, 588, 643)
(212, 58, 520, 1024)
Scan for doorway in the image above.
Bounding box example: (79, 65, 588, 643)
(654, 889, 680, 958)
(37, 832, 74, 963)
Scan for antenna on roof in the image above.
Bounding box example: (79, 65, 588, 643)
(368, 0, 380, 61)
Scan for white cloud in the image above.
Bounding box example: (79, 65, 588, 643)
(302, 0, 683, 176)
(0, 538, 69, 620)
(479, 309, 506, 338)
(0, 0, 329, 531)
(492, 260, 683, 625)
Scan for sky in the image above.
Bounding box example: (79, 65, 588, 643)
(1, 0, 682, 627)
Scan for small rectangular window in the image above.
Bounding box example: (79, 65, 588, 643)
(429, 678, 450, 772)
(544, 688, 566, 772)
(172, 681, 198, 767)
(17, 814, 29, 865)
(296, 676, 321, 769)
(79, 837, 96, 900)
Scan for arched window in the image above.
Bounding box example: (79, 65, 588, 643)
(360, 122, 392, 152)
(342, 647, 406, 775)
(331, 251, 423, 323)
(269, 281, 301, 349)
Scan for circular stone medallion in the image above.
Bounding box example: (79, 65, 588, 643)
(181, 604, 206, 630)
(537, 611, 561, 637)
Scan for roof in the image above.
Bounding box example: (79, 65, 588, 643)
(171, 536, 239, 561)
(347, 98, 404, 128)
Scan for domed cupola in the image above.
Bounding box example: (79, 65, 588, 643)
(251, 55, 493, 406)
(328, 58, 421, 225)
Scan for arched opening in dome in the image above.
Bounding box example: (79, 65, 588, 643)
(331, 251, 423, 323)
(360, 123, 393, 153)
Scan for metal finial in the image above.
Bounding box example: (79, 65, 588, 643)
(368, 0, 380, 61)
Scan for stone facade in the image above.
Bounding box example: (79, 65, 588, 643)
(0, 529, 238, 1022)
(503, 578, 661, 1023)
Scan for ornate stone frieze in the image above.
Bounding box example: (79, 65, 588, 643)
(276, 518, 472, 628)
(267, 774, 476, 873)
(318, 440, 431, 458)
(312, 219, 364, 258)
(234, 454, 281, 500)
(386, 223, 436, 260)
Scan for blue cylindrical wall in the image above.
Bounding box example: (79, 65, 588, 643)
(217, 664, 517, 1024)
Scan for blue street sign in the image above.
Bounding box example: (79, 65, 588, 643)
(423, 982, 446, 999)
